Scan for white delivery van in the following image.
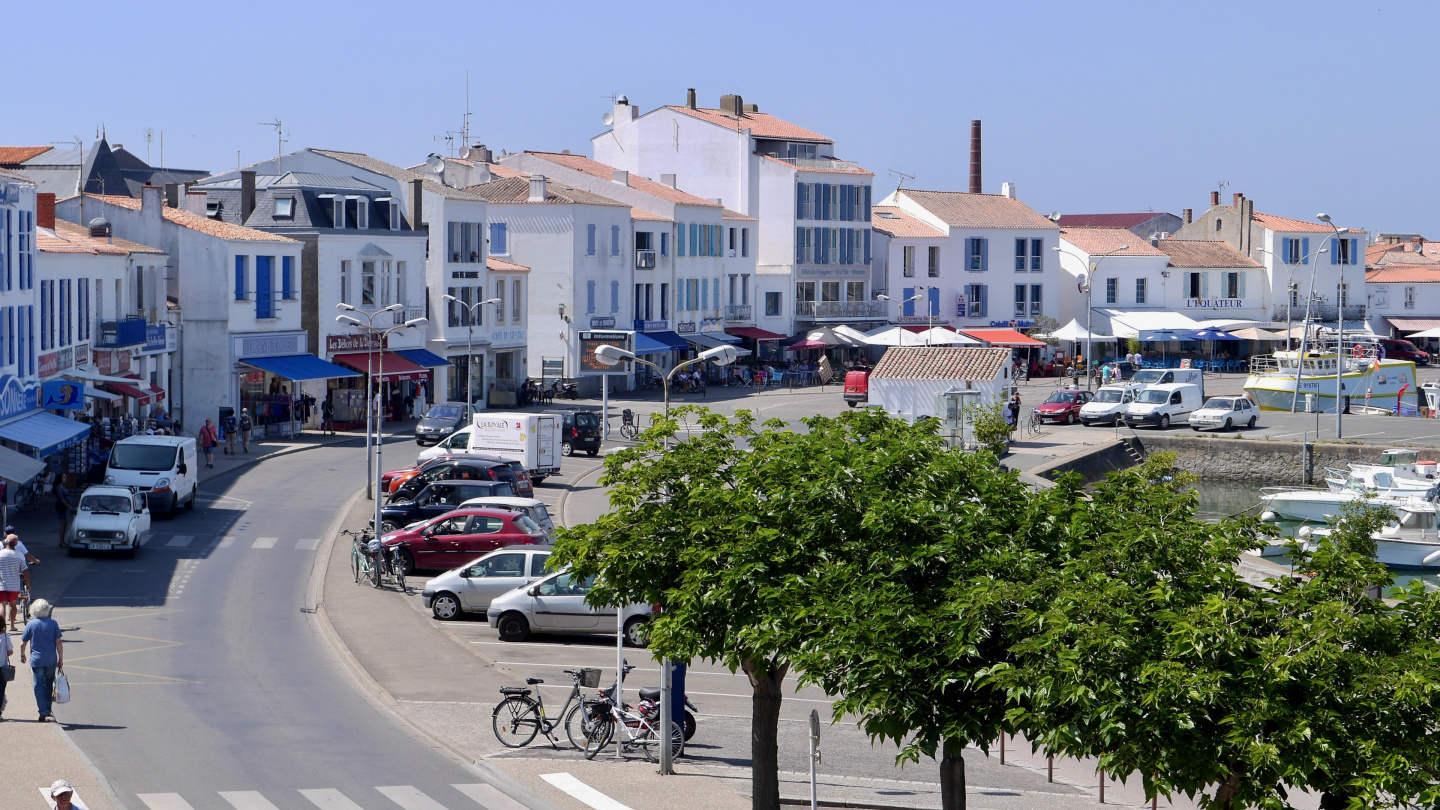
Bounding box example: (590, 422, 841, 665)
(1078, 383, 1144, 427)
(1124, 383, 1203, 429)
(105, 435, 198, 517)
(65, 485, 151, 558)
(468, 413, 562, 482)
(1130, 367, 1204, 399)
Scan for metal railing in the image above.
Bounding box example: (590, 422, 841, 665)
(724, 304, 752, 321)
(1271, 304, 1366, 321)
(795, 300, 887, 319)
(770, 157, 865, 172)
(636, 250, 656, 269)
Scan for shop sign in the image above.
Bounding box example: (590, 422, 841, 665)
(327, 332, 385, 353)
(491, 328, 526, 347)
(637, 320, 668, 332)
(578, 331, 631, 376)
(700, 318, 724, 334)
(42, 380, 84, 410)
(1186, 298, 1248, 309)
(237, 333, 302, 359)
(589, 317, 616, 329)
(38, 352, 59, 378)
(73, 343, 90, 367)
(989, 319, 1035, 328)
(677, 321, 697, 334)
(94, 348, 132, 376)
(0, 375, 40, 421)
(956, 295, 967, 315)
(135, 324, 170, 355)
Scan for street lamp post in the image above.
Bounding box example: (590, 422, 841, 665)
(1318, 214, 1352, 437)
(337, 303, 402, 498)
(1054, 244, 1128, 390)
(442, 295, 502, 418)
(1256, 247, 1305, 352)
(876, 289, 930, 344)
(593, 342, 738, 776)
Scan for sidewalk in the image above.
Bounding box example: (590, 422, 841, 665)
(0, 717, 122, 810)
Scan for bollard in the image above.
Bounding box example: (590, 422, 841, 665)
(1100, 768, 1105, 804)
(999, 734, 1004, 765)
(1048, 755, 1053, 782)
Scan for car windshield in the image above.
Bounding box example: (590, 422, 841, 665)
(1093, 390, 1123, 403)
(514, 514, 543, 535)
(80, 494, 132, 514)
(426, 404, 463, 420)
(110, 444, 178, 471)
(1203, 398, 1235, 410)
(1137, 389, 1169, 404)
(1131, 370, 1165, 385)
(574, 412, 599, 430)
(1045, 392, 1077, 404)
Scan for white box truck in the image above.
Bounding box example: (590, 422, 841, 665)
(468, 413, 562, 482)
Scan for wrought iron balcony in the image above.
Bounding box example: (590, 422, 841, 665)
(724, 304, 752, 321)
(794, 300, 887, 319)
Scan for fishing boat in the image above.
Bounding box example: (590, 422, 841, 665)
(1299, 500, 1440, 569)
(1244, 331, 1418, 413)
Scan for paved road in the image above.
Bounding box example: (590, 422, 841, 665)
(49, 441, 538, 810)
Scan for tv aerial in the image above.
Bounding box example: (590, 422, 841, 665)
(888, 168, 915, 191)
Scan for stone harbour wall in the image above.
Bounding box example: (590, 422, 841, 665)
(1135, 434, 1440, 486)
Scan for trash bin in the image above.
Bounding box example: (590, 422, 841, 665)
(1305, 394, 1316, 413)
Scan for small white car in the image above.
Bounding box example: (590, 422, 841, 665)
(421, 547, 552, 620)
(1189, 396, 1258, 432)
(1079, 384, 1143, 427)
(487, 568, 654, 647)
(65, 486, 152, 558)
(458, 496, 556, 539)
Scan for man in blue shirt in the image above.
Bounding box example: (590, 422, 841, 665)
(20, 597, 62, 722)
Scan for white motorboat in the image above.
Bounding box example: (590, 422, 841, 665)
(1344, 449, 1439, 487)
(1259, 484, 1430, 524)
(1323, 466, 1438, 499)
(1300, 500, 1440, 569)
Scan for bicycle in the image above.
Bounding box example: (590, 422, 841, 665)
(578, 665, 684, 762)
(492, 667, 605, 749)
(377, 542, 410, 593)
(15, 580, 30, 623)
(342, 529, 374, 585)
(619, 409, 638, 441)
(14, 472, 50, 513)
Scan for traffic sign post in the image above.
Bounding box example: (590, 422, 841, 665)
(809, 709, 821, 810)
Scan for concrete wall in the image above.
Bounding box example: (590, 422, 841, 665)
(1134, 434, 1440, 486)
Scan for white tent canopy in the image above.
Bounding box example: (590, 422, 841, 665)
(863, 326, 928, 346)
(1407, 326, 1440, 339)
(1041, 318, 1114, 341)
(1098, 309, 1203, 340)
(915, 327, 979, 345)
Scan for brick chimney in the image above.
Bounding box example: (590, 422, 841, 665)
(686, 88, 697, 109)
(36, 193, 55, 230)
(969, 121, 982, 194)
(1210, 191, 1220, 207)
(1182, 208, 1193, 225)
(240, 170, 257, 221)
(1414, 236, 1425, 252)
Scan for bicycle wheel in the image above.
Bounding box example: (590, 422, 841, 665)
(17, 591, 29, 622)
(563, 700, 605, 751)
(350, 546, 362, 583)
(581, 710, 615, 759)
(620, 423, 637, 440)
(14, 487, 35, 513)
(370, 554, 382, 588)
(492, 696, 542, 748)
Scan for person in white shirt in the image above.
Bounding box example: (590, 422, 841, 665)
(3, 527, 38, 566)
(0, 536, 28, 632)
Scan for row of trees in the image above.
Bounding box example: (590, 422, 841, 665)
(550, 407, 1440, 810)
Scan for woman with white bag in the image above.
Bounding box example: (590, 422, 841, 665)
(20, 598, 62, 722)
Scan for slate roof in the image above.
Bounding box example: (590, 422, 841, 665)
(870, 346, 1011, 382)
(311, 149, 487, 201)
(0, 146, 52, 165)
(486, 257, 530, 273)
(1153, 240, 1262, 268)
(40, 219, 164, 255)
(521, 152, 720, 208)
(1367, 264, 1440, 283)
(1059, 228, 1167, 257)
(463, 176, 627, 207)
(82, 194, 295, 243)
(899, 190, 1058, 230)
(871, 206, 945, 239)
(666, 106, 830, 142)
(1056, 213, 1171, 228)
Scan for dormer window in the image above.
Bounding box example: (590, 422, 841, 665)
(378, 197, 400, 230)
(206, 200, 223, 219)
(349, 196, 369, 229)
(273, 197, 295, 218)
(319, 194, 343, 228)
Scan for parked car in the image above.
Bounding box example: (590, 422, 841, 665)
(422, 547, 553, 620)
(418, 426, 472, 463)
(1189, 396, 1258, 432)
(63, 486, 152, 558)
(1125, 382, 1203, 429)
(376, 480, 515, 534)
(1035, 389, 1094, 425)
(104, 435, 199, 517)
(388, 455, 519, 498)
(415, 402, 471, 445)
(487, 568, 654, 646)
(544, 408, 601, 456)
(502, 459, 535, 497)
(1078, 384, 1143, 426)
(1379, 338, 1430, 365)
(381, 508, 548, 573)
(460, 496, 556, 538)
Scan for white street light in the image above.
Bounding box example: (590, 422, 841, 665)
(877, 290, 932, 344)
(1054, 244, 1127, 389)
(442, 295, 503, 418)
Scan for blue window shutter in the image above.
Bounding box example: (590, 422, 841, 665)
(979, 285, 988, 317)
(841, 185, 851, 221)
(690, 223, 698, 256)
(820, 184, 829, 221)
(282, 256, 293, 299)
(981, 238, 989, 271)
(611, 225, 620, 256)
(586, 280, 596, 313)
(796, 185, 805, 219)
(1330, 237, 1339, 265)
(864, 229, 871, 264)
(1301, 237, 1310, 265)
(1282, 237, 1291, 263)
(660, 231, 668, 256)
(611, 280, 620, 313)
(1348, 238, 1358, 265)
(928, 287, 940, 317)
(796, 228, 804, 263)
(587, 224, 596, 255)
(863, 185, 871, 221)
(235, 256, 245, 300)
(677, 224, 685, 255)
(902, 287, 915, 317)
(708, 224, 715, 256)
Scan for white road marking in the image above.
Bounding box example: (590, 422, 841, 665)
(540, 773, 635, 810)
(299, 788, 367, 810)
(137, 794, 198, 810)
(376, 786, 448, 810)
(217, 536, 237, 548)
(166, 535, 194, 548)
(252, 537, 278, 549)
(452, 784, 528, 810)
(219, 791, 282, 810)
(296, 537, 320, 550)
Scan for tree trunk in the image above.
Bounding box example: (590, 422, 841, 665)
(940, 737, 966, 810)
(1212, 772, 1243, 810)
(743, 657, 789, 810)
(1318, 790, 1351, 810)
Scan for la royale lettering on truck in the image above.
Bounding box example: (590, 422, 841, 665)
(470, 417, 527, 452)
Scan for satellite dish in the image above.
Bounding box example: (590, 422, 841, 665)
(459, 145, 472, 160)
(602, 112, 614, 126)
(424, 154, 445, 175)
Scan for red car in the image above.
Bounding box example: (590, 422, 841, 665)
(1035, 388, 1094, 425)
(382, 507, 548, 573)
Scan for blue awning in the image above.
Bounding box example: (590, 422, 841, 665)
(396, 349, 450, 368)
(633, 333, 672, 355)
(0, 411, 90, 458)
(241, 354, 362, 381)
(648, 331, 691, 351)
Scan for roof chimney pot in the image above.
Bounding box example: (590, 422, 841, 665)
(686, 88, 697, 109)
(36, 193, 55, 231)
(612, 170, 629, 185)
(528, 175, 547, 203)
(240, 170, 257, 221)
(719, 94, 744, 116)
(969, 120, 982, 193)
(1233, 192, 1243, 207)
(1210, 190, 1221, 207)
(1001, 182, 1016, 200)
(164, 182, 179, 208)
(660, 173, 677, 189)
(1182, 208, 1193, 225)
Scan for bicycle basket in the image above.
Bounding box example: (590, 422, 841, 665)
(579, 668, 602, 688)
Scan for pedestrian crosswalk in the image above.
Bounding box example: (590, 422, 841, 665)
(137, 783, 536, 810)
(140, 533, 321, 552)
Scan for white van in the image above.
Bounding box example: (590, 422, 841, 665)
(1130, 367, 1204, 399)
(1079, 384, 1144, 427)
(1124, 383, 1203, 429)
(104, 435, 199, 517)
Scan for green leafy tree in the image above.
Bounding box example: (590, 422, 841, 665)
(966, 401, 1012, 457)
(1030, 315, 1061, 348)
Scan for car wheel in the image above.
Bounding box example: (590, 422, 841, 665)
(498, 612, 530, 642)
(1065, 411, 1076, 425)
(587, 449, 598, 457)
(381, 520, 401, 535)
(1224, 418, 1232, 431)
(431, 592, 463, 620)
(562, 441, 574, 457)
(531, 476, 546, 486)
(185, 488, 196, 510)
(683, 709, 697, 742)
(623, 616, 649, 648)
(123, 545, 137, 560)
(67, 546, 79, 557)
(846, 401, 857, 408)
(1248, 415, 1257, 428)
(1160, 414, 1170, 429)
(1112, 414, 1123, 427)
(1080, 420, 1090, 427)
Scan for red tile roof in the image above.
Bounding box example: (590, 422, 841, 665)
(871, 346, 1011, 381)
(521, 152, 720, 208)
(0, 146, 52, 165)
(84, 194, 296, 243)
(40, 219, 164, 255)
(0, 167, 35, 183)
(1250, 210, 1365, 235)
(485, 164, 528, 179)
(666, 106, 829, 142)
(1367, 264, 1440, 283)
(462, 177, 627, 207)
(721, 208, 756, 222)
(1059, 228, 1166, 257)
(899, 190, 1058, 230)
(871, 206, 945, 239)
(631, 208, 671, 222)
(1152, 239, 1261, 268)
(1368, 241, 1440, 265)
(486, 257, 530, 273)
(1056, 213, 1168, 228)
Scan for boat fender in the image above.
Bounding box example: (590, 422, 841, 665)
(1297, 526, 1313, 538)
(1260, 511, 1278, 523)
(1424, 548, 1440, 566)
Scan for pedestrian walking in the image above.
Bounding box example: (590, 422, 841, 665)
(0, 620, 12, 719)
(238, 409, 253, 454)
(53, 480, 75, 544)
(414, 383, 427, 421)
(0, 536, 27, 632)
(5, 526, 40, 566)
(223, 412, 237, 454)
(20, 598, 61, 722)
(47, 779, 90, 810)
(321, 396, 335, 435)
(199, 418, 218, 467)
(1101, 364, 1112, 386)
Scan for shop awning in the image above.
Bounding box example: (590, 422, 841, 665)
(84, 388, 121, 403)
(648, 331, 690, 351)
(1386, 317, 1440, 333)
(958, 328, 1047, 348)
(333, 351, 429, 381)
(633, 333, 673, 355)
(242, 353, 362, 381)
(103, 380, 155, 405)
(0, 411, 91, 457)
(395, 348, 450, 368)
(124, 375, 166, 403)
(727, 327, 785, 341)
(0, 443, 44, 484)
(684, 333, 752, 356)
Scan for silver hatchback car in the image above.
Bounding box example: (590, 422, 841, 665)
(421, 547, 552, 620)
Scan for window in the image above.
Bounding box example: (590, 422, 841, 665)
(389, 199, 401, 230)
(1105, 278, 1117, 304)
(611, 280, 620, 313)
(1030, 238, 1043, 271)
(1015, 238, 1028, 271)
(660, 282, 669, 319)
(274, 197, 295, 218)
(38, 280, 49, 350)
(513, 280, 521, 322)
(636, 231, 653, 251)
(1284, 237, 1303, 264)
(1214, 218, 1222, 232)
(1014, 284, 1027, 317)
(676, 224, 685, 256)
(690, 223, 699, 256)
(728, 227, 736, 254)
(742, 274, 750, 305)
(660, 231, 668, 256)
(234, 255, 247, 300)
(396, 261, 406, 306)
(765, 291, 781, 316)
(967, 238, 987, 271)
(354, 198, 369, 229)
(1290, 288, 1299, 307)
(361, 261, 375, 307)
(828, 184, 839, 220)
(1187, 272, 1203, 299)
(490, 223, 508, 255)
(333, 197, 345, 229)
(902, 246, 915, 277)
(1135, 278, 1147, 304)
(928, 246, 940, 277)
(847, 281, 865, 301)
(493, 279, 505, 324)
(79, 278, 89, 342)
(1332, 236, 1360, 265)
(741, 228, 749, 257)
(586, 280, 596, 313)
(1030, 284, 1042, 316)
(611, 225, 621, 257)
(586, 224, 596, 256)
(134, 266, 144, 314)
(1225, 272, 1240, 299)
(282, 256, 295, 300)
(965, 283, 986, 317)
(340, 260, 351, 304)
(1405, 286, 1416, 309)
(796, 281, 815, 303)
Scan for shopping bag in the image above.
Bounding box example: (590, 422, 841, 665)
(0, 663, 13, 681)
(53, 668, 70, 704)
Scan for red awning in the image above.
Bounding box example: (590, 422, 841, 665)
(103, 381, 154, 405)
(726, 327, 786, 341)
(958, 328, 1046, 348)
(125, 375, 166, 403)
(332, 351, 428, 381)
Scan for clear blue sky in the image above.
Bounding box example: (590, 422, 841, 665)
(10, 1, 1436, 234)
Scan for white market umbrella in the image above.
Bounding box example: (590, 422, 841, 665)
(915, 327, 979, 345)
(863, 326, 927, 346)
(1407, 326, 1440, 339)
(1040, 318, 1114, 342)
(832, 324, 872, 345)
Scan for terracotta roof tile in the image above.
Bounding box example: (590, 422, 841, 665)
(1059, 228, 1166, 257)
(463, 176, 627, 207)
(871, 206, 945, 239)
(485, 164, 528, 179)
(721, 208, 756, 222)
(0, 146, 52, 165)
(871, 346, 1011, 381)
(0, 167, 35, 183)
(666, 106, 829, 142)
(899, 190, 1058, 231)
(486, 257, 530, 273)
(40, 219, 164, 255)
(1366, 264, 1440, 283)
(1250, 210, 1365, 235)
(84, 194, 295, 243)
(1056, 213, 1170, 228)
(521, 152, 721, 207)
(1153, 239, 1261, 268)
(631, 208, 671, 222)
(1368, 241, 1440, 265)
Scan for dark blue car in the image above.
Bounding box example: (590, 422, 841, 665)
(376, 480, 514, 534)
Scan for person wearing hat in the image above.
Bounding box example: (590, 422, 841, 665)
(46, 779, 89, 810)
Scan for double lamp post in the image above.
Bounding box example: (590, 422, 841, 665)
(441, 294, 502, 418)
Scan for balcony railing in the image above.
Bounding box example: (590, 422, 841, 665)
(636, 250, 656, 269)
(1272, 304, 1366, 322)
(724, 304, 752, 321)
(768, 157, 865, 172)
(404, 306, 425, 323)
(96, 317, 148, 348)
(794, 300, 887, 320)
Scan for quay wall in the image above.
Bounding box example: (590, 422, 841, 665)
(1135, 435, 1440, 485)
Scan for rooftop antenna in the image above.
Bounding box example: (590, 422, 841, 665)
(259, 119, 287, 171)
(1217, 180, 1229, 195)
(887, 168, 915, 192)
(145, 128, 154, 164)
(433, 132, 456, 157)
(462, 70, 471, 150)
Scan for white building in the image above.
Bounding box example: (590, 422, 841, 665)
(873, 188, 1061, 331)
(592, 92, 882, 338)
(1365, 264, 1440, 347)
(868, 346, 1013, 433)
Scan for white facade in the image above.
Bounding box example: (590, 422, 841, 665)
(0, 172, 37, 386)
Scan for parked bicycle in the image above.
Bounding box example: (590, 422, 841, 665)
(14, 472, 52, 513)
(578, 663, 684, 762)
(619, 409, 638, 441)
(377, 540, 410, 593)
(343, 529, 374, 585)
(492, 667, 606, 749)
